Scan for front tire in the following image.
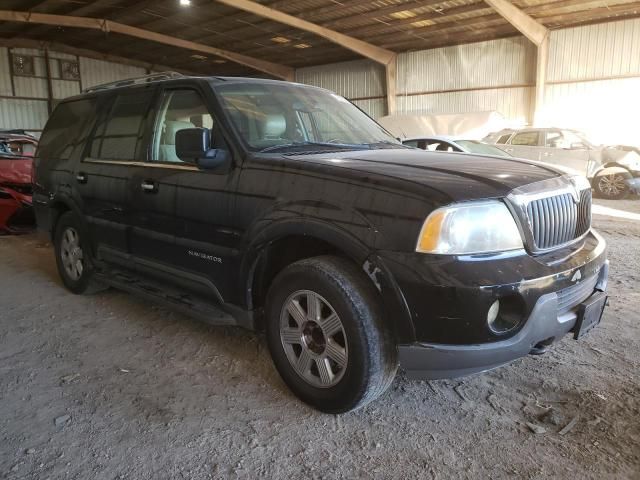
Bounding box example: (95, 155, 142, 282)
(266, 256, 398, 413)
(54, 211, 104, 294)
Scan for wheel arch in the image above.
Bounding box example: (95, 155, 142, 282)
(243, 219, 415, 343)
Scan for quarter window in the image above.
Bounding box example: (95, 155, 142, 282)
(497, 134, 512, 144)
(90, 91, 153, 161)
(511, 131, 539, 146)
(152, 89, 214, 163)
(37, 98, 96, 160)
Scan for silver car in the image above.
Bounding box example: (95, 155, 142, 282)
(403, 136, 513, 158)
(485, 128, 640, 199)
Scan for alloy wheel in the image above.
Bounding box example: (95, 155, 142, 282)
(60, 227, 84, 281)
(279, 290, 348, 388)
(598, 174, 627, 197)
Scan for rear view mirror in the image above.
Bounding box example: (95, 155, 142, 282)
(175, 128, 231, 173)
(175, 128, 210, 163)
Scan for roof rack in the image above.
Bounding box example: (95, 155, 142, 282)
(83, 71, 186, 93)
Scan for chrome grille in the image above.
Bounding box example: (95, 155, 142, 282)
(557, 274, 599, 314)
(525, 189, 592, 251)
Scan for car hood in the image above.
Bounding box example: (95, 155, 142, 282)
(0, 155, 33, 185)
(286, 149, 562, 202)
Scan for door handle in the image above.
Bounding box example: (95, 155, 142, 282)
(141, 180, 157, 193)
(76, 172, 87, 184)
(542, 152, 552, 157)
(505, 148, 514, 153)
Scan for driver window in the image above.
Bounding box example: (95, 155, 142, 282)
(545, 131, 563, 148)
(152, 89, 214, 163)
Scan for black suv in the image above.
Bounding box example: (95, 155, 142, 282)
(34, 73, 609, 413)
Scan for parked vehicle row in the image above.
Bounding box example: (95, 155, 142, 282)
(33, 73, 609, 412)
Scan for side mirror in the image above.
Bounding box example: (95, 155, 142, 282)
(175, 128, 231, 173)
(176, 128, 210, 163)
(570, 142, 587, 150)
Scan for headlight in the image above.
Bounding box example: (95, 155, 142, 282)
(416, 201, 524, 254)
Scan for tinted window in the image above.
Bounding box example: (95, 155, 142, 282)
(37, 98, 96, 160)
(152, 89, 214, 163)
(511, 131, 539, 146)
(403, 140, 420, 148)
(90, 91, 152, 160)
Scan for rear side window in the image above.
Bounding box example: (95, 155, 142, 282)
(90, 91, 153, 161)
(37, 98, 96, 160)
(511, 131, 540, 146)
(497, 134, 512, 144)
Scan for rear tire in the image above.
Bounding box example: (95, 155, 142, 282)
(265, 256, 398, 413)
(54, 211, 105, 294)
(595, 172, 629, 199)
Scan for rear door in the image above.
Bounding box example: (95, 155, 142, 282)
(77, 86, 155, 256)
(504, 130, 542, 160)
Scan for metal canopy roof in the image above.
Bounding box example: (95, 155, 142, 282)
(1, 0, 639, 77)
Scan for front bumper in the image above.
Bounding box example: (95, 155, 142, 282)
(378, 229, 608, 379)
(399, 260, 608, 379)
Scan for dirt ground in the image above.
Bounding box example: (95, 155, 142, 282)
(1, 200, 639, 480)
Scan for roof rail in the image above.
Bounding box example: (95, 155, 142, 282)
(83, 71, 186, 93)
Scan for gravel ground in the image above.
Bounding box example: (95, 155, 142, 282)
(0, 203, 639, 480)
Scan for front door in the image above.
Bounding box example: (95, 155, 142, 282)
(504, 130, 542, 161)
(538, 129, 592, 176)
(129, 86, 240, 302)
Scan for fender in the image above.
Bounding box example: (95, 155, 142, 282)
(593, 165, 632, 179)
(241, 216, 373, 300)
(241, 216, 416, 343)
(34, 191, 84, 242)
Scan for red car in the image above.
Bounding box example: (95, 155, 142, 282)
(0, 145, 34, 234)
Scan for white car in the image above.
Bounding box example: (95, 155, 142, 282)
(402, 136, 514, 158)
(484, 128, 640, 199)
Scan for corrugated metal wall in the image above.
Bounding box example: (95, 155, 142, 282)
(295, 19, 640, 145)
(295, 37, 535, 123)
(0, 47, 145, 134)
(541, 18, 640, 145)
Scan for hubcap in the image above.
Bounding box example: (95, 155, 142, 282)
(599, 174, 626, 197)
(280, 290, 348, 388)
(60, 227, 84, 281)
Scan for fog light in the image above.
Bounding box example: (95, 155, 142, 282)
(487, 296, 524, 334)
(487, 300, 500, 326)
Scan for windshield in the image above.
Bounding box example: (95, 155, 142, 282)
(215, 83, 400, 152)
(456, 140, 512, 157)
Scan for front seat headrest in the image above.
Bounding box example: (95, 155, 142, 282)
(262, 114, 287, 139)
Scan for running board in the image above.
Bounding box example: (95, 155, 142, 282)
(95, 268, 237, 328)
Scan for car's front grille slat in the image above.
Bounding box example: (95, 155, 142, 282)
(525, 189, 591, 251)
(557, 274, 599, 314)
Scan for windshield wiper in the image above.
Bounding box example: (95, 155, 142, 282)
(365, 141, 409, 149)
(260, 141, 366, 153)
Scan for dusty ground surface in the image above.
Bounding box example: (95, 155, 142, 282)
(1, 201, 639, 480)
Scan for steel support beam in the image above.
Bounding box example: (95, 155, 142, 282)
(0, 10, 294, 80)
(213, 0, 398, 114)
(484, 0, 550, 125)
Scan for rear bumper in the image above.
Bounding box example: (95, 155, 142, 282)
(399, 260, 609, 380)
